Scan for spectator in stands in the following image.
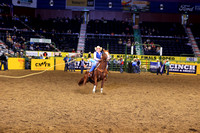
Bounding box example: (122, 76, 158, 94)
(165, 59, 170, 75)
(80, 50, 83, 57)
(127, 39, 131, 47)
(36, 45, 40, 51)
(29, 44, 34, 51)
(118, 38, 123, 45)
(156, 59, 162, 75)
(123, 40, 127, 46)
(39, 54, 43, 59)
(58, 53, 62, 57)
(46, 44, 50, 50)
(72, 49, 75, 53)
(79, 57, 86, 74)
(0, 53, 8, 71)
(20, 50, 24, 58)
(156, 47, 160, 54)
(148, 45, 151, 51)
(67, 29, 71, 34)
(63, 54, 69, 72)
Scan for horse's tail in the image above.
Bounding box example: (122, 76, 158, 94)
(78, 77, 85, 86)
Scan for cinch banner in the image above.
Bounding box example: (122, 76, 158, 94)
(31, 59, 54, 70)
(12, 0, 37, 8)
(8, 58, 25, 70)
(169, 64, 197, 75)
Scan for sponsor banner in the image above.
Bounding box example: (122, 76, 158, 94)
(150, 62, 158, 73)
(38, 51, 53, 57)
(66, 0, 94, 9)
(26, 51, 80, 57)
(8, 58, 25, 70)
(30, 38, 51, 43)
(67, 0, 87, 7)
(169, 63, 197, 75)
(121, 0, 150, 12)
(186, 57, 198, 62)
(178, 3, 200, 13)
(12, 0, 37, 8)
(55, 58, 92, 70)
(26, 51, 38, 56)
(31, 59, 54, 70)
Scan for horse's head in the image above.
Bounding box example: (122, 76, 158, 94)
(102, 49, 110, 61)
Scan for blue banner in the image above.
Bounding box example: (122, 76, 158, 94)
(150, 62, 157, 73)
(178, 3, 200, 13)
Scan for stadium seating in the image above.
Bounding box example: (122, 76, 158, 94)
(190, 24, 200, 38)
(85, 35, 133, 54)
(87, 19, 133, 35)
(142, 37, 193, 56)
(26, 17, 81, 33)
(140, 22, 186, 37)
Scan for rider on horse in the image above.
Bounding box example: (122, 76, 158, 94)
(88, 46, 102, 76)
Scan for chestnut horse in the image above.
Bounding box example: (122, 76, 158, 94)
(78, 49, 110, 93)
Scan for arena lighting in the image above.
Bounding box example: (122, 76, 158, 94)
(108, 2, 112, 8)
(49, 0, 54, 7)
(160, 4, 164, 10)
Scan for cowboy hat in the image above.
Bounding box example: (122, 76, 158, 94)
(95, 46, 102, 51)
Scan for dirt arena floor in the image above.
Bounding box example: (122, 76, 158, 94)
(0, 70, 200, 133)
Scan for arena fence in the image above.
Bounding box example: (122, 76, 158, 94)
(1, 51, 200, 75)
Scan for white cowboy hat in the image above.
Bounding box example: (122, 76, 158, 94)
(95, 46, 102, 51)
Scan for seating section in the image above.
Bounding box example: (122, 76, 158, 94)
(87, 19, 133, 35)
(0, 15, 196, 56)
(142, 37, 193, 56)
(140, 22, 186, 37)
(190, 24, 200, 38)
(27, 18, 81, 33)
(85, 35, 133, 54)
(0, 16, 26, 29)
(190, 24, 200, 50)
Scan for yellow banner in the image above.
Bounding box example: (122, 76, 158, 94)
(197, 64, 200, 75)
(31, 59, 54, 70)
(8, 58, 25, 70)
(55, 58, 65, 71)
(67, 0, 87, 7)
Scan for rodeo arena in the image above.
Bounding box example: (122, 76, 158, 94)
(1, 0, 200, 133)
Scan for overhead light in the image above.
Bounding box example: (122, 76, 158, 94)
(109, 2, 112, 8)
(160, 4, 164, 10)
(49, 0, 54, 7)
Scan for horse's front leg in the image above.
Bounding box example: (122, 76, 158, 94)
(93, 74, 98, 93)
(101, 74, 106, 93)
